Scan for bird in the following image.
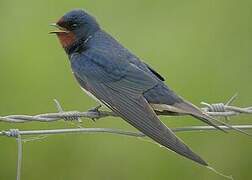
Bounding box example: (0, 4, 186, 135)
(50, 9, 248, 166)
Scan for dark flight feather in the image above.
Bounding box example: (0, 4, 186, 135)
(76, 75, 207, 165)
(144, 63, 165, 81)
(72, 59, 208, 166)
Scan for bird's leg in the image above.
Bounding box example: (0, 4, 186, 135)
(88, 104, 103, 122)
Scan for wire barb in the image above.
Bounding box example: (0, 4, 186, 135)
(54, 99, 82, 122)
(0, 96, 251, 124)
(0, 95, 251, 180)
(3, 129, 20, 137)
(201, 102, 226, 112)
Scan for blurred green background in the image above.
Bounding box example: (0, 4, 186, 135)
(0, 0, 252, 179)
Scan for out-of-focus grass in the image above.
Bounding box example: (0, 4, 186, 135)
(0, 0, 251, 180)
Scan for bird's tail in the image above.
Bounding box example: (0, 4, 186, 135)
(173, 100, 252, 137)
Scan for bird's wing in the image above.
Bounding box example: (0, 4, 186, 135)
(72, 53, 207, 166)
(144, 63, 165, 81)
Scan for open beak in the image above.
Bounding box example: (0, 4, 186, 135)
(49, 23, 69, 34)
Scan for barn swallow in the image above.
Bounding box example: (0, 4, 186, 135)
(50, 9, 249, 166)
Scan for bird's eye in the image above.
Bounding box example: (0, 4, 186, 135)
(71, 23, 78, 29)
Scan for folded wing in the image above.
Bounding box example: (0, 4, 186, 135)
(73, 59, 208, 165)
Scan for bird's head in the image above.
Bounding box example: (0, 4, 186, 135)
(50, 9, 100, 49)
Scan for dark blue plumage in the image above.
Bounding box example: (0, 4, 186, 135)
(51, 9, 246, 166)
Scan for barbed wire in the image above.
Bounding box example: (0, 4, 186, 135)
(0, 94, 252, 125)
(1, 94, 252, 138)
(2, 125, 252, 138)
(1, 94, 252, 180)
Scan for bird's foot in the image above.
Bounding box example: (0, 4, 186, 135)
(88, 104, 102, 122)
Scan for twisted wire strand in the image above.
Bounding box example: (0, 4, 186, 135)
(1, 125, 252, 137)
(0, 98, 251, 123)
(0, 95, 251, 180)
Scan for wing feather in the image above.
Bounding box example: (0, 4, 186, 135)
(74, 73, 208, 166)
(72, 51, 208, 165)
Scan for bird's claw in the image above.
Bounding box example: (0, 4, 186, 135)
(88, 104, 102, 122)
(88, 104, 102, 112)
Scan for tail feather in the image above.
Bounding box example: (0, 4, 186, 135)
(191, 114, 227, 133)
(173, 101, 251, 137)
(210, 115, 252, 137)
